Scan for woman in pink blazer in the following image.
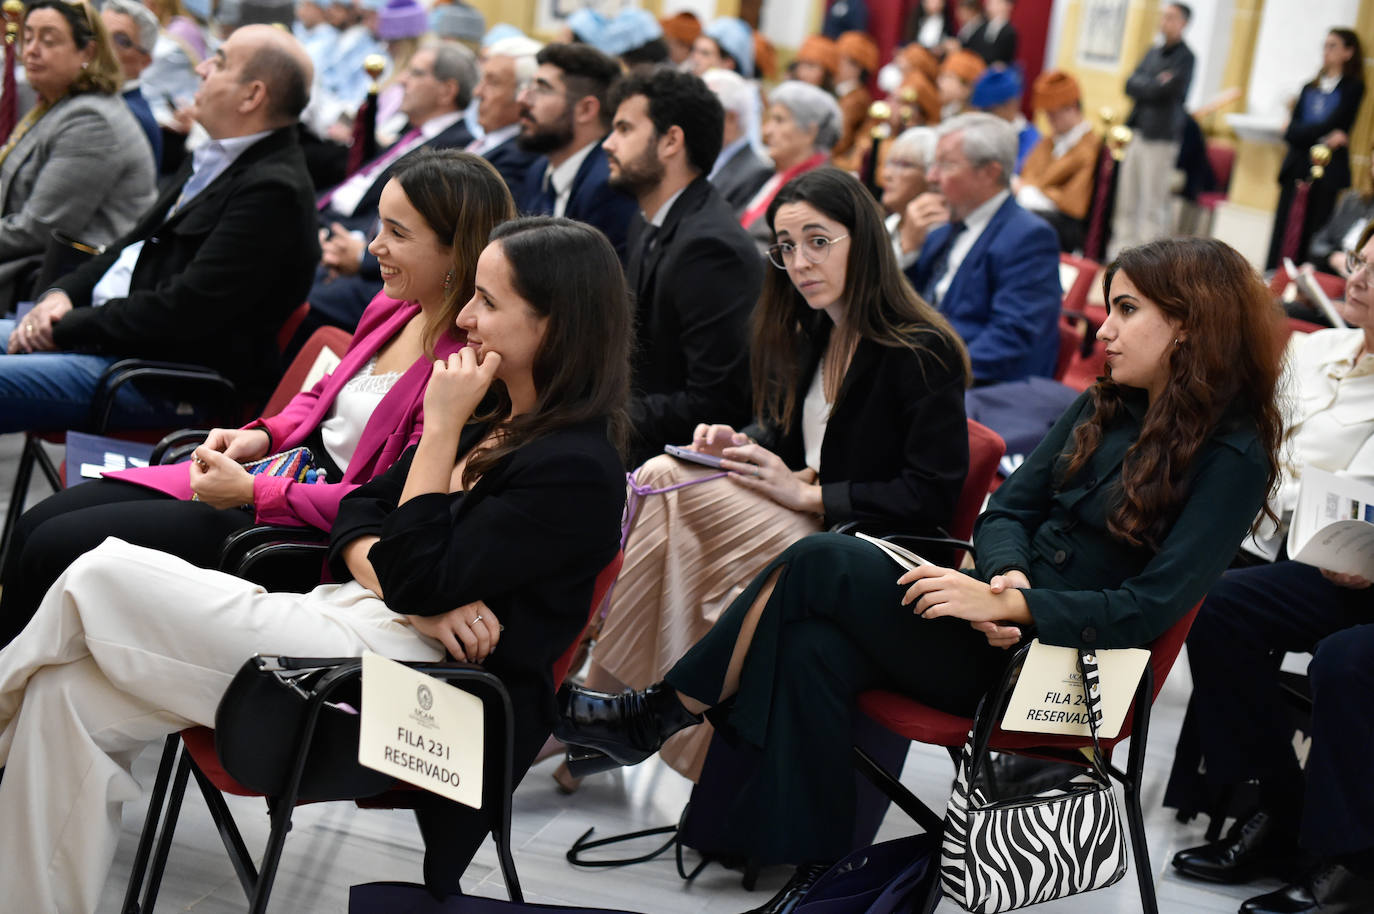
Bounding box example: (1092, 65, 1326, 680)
(0, 150, 516, 645)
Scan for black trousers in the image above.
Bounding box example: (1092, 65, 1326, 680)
(0, 478, 254, 647)
(664, 533, 1010, 865)
(1181, 560, 1373, 856)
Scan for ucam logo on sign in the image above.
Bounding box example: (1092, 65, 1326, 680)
(357, 652, 484, 809)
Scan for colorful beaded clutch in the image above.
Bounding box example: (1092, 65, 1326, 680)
(242, 446, 327, 484)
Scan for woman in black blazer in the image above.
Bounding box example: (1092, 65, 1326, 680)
(1265, 28, 1366, 270)
(560, 167, 971, 789)
(0, 217, 631, 912)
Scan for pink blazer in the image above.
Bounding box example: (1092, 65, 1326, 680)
(105, 293, 460, 530)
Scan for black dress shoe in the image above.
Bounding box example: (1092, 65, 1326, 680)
(1241, 863, 1374, 914)
(553, 681, 702, 776)
(1171, 809, 1300, 884)
(741, 862, 832, 914)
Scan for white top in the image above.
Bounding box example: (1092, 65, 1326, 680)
(801, 361, 830, 474)
(1248, 327, 1374, 555)
(934, 189, 1009, 304)
(318, 355, 404, 473)
(543, 140, 600, 219)
(917, 14, 946, 48)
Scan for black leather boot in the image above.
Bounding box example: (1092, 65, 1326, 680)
(1171, 809, 1301, 884)
(553, 681, 703, 775)
(1240, 862, 1374, 914)
(740, 862, 832, 914)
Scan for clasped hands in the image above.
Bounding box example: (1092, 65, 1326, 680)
(188, 427, 271, 508)
(899, 565, 1032, 650)
(690, 423, 821, 514)
(406, 601, 501, 663)
(7, 291, 73, 354)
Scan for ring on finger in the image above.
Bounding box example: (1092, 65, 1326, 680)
(753, 467, 761, 478)
(471, 614, 483, 624)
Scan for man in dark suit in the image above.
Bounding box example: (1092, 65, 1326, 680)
(602, 67, 761, 465)
(101, 0, 163, 169)
(468, 34, 541, 195)
(515, 43, 636, 261)
(702, 67, 773, 215)
(963, 0, 1017, 65)
(903, 112, 1060, 384)
(0, 25, 319, 431)
(306, 41, 476, 332)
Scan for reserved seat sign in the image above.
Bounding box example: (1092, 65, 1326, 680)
(358, 652, 484, 809)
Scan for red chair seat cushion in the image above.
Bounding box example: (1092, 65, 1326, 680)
(1195, 191, 1226, 210)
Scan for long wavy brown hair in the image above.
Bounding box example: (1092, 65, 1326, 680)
(1060, 238, 1283, 548)
(753, 167, 970, 429)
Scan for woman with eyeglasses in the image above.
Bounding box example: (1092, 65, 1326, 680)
(0, 0, 156, 309)
(553, 167, 971, 791)
(879, 126, 938, 268)
(1168, 221, 1374, 903)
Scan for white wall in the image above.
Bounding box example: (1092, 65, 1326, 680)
(1246, 0, 1361, 119)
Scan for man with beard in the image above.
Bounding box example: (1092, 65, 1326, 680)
(602, 67, 760, 464)
(515, 43, 636, 260)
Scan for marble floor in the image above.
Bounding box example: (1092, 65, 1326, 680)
(0, 432, 1285, 914)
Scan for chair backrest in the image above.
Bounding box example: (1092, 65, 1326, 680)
(1058, 253, 1099, 315)
(275, 302, 310, 354)
(1055, 318, 1081, 382)
(1205, 141, 1236, 192)
(551, 550, 624, 686)
(259, 326, 353, 419)
(950, 421, 1006, 561)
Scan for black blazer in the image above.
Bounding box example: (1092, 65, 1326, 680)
(626, 176, 761, 466)
(744, 316, 969, 533)
(965, 20, 1017, 65)
(481, 132, 539, 198)
(52, 126, 319, 401)
(327, 418, 625, 890)
(320, 118, 474, 233)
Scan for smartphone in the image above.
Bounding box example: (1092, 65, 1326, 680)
(663, 444, 727, 469)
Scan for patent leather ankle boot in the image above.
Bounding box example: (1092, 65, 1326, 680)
(553, 681, 702, 774)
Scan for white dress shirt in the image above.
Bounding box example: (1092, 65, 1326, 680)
(543, 140, 599, 219)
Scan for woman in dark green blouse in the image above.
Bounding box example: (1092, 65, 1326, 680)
(556, 237, 1285, 908)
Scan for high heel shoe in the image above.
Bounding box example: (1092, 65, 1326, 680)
(553, 681, 702, 775)
(740, 862, 832, 914)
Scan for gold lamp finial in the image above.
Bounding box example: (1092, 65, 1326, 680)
(1309, 143, 1332, 181)
(363, 53, 387, 91)
(3, 0, 24, 44)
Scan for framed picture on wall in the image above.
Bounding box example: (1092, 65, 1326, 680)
(536, 0, 637, 34)
(1077, 0, 1129, 69)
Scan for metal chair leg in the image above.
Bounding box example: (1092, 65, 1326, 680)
(122, 736, 181, 914)
(1122, 669, 1160, 914)
(139, 749, 195, 914)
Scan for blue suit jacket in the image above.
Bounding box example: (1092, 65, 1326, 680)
(122, 87, 162, 169)
(905, 195, 1061, 383)
(518, 142, 637, 263)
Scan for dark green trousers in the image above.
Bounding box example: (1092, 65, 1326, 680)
(665, 532, 1011, 865)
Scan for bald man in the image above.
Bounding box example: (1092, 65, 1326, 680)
(0, 25, 322, 433)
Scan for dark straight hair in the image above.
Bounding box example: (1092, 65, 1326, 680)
(753, 166, 969, 428)
(1316, 28, 1364, 83)
(461, 217, 633, 488)
(391, 149, 516, 357)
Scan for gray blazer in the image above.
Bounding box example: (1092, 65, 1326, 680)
(0, 91, 156, 298)
(709, 142, 774, 215)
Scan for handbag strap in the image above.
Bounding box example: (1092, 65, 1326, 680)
(1076, 648, 1110, 770)
(596, 468, 728, 622)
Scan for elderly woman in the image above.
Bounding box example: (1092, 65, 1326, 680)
(0, 0, 156, 308)
(139, 0, 211, 130)
(880, 126, 937, 268)
(739, 80, 843, 251)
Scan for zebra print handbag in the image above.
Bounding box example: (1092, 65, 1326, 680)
(939, 649, 1128, 913)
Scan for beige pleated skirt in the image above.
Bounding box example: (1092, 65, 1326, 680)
(591, 455, 824, 781)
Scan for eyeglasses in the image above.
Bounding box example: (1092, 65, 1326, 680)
(1344, 248, 1370, 280)
(109, 31, 145, 53)
(884, 158, 923, 171)
(766, 234, 849, 270)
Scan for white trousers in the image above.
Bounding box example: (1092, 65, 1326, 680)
(0, 537, 444, 914)
(1110, 137, 1180, 256)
